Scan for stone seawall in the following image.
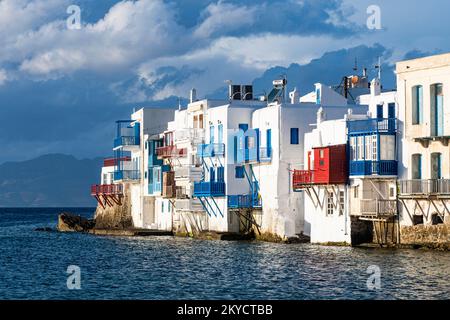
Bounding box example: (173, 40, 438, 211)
(94, 183, 133, 229)
(400, 224, 450, 250)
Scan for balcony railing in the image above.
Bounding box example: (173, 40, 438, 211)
(228, 194, 261, 209)
(292, 170, 315, 189)
(359, 199, 397, 217)
(193, 181, 226, 197)
(175, 199, 204, 211)
(114, 170, 140, 181)
(114, 136, 140, 148)
(175, 129, 205, 143)
(347, 118, 397, 135)
(91, 184, 123, 196)
(156, 145, 187, 158)
(349, 160, 397, 176)
(399, 179, 450, 195)
(174, 166, 203, 180)
(259, 147, 272, 162)
(103, 157, 131, 167)
(197, 143, 225, 157)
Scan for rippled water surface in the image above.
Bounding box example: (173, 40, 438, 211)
(0, 208, 449, 300)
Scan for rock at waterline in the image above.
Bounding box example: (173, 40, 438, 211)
(57, 212, 95, 232)
(34, 227, 55, 232)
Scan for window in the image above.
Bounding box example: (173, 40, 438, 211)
(327, 192, 334, 215)
(161, 201, 165, 213)
(380, 135, 395, 160)
(388, 103, 395, 119)
(412, 85, 423, 125)
(389, 187, 395, 198)
(339, 191, 345, 216)
(357, 136, 364, 160)
(235, 166, 245, 179)
(431, 153, 442, 180)
(350, 137, 357, 160)
(290, 128, 299, 145)
(199, 114, 204, 129)
(372, 135, 377, 161)
(354, 186, 359, 198)
(431, 83, 444, 136)
(193, 115, 198, 128)
(411, 154, 422, 179)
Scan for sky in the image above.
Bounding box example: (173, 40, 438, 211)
(0, 0, 449, 163)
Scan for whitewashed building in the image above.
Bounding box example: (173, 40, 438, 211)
(397, 53, 450, 226)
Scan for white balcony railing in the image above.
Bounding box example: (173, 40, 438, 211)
(359, 199, 397, 217)
(399, 179, 450, 195)
(174, 166, 203, 180)
(175, 129, 205, 143)
(175, 199, 204, 211)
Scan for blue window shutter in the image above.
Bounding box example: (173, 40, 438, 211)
(210, 167, 215, 181)
(218, 124, 223, 144)
(210, 125, 215, 144)
(217, 167, 224, 182)
(235, 166, 244, 179)
(418, 155, 422, 180)
(290, 128, 299, 145)
(418, 86, 423, 124)
(267, 129, 272, 153)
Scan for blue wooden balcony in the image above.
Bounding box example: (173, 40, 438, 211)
(348, 118, 397, 135)
(197, 143, 225, 157)
(114, 120, 140, 148)
(193, 181, 226, 197)
(349, 160, 397, 176)
(228, 194, 261, 209)
(114, 170, 141, 181)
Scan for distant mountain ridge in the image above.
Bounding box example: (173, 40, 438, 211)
(0, 154, 103, 207)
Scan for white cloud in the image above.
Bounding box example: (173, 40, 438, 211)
(0, 69, 7, 85)
(193, 1, 257, 38)
(2, 0, 188, 78)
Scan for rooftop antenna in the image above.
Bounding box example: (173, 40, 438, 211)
(375, 56, 382, 81)
(353, 57, 358, 72)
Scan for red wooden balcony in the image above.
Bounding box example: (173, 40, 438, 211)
(103, 157, 131, 167)
(91, 184, 123, 196)
(293, 170, 315, 190)
(156, 145, 187, 158)
(91, 184, 124, 209)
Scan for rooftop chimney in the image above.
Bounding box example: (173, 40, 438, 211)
(190, 88, 197, 103)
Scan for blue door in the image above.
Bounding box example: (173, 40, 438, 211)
(377, 105, 383, 119)
(388, 103, 395, 119)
